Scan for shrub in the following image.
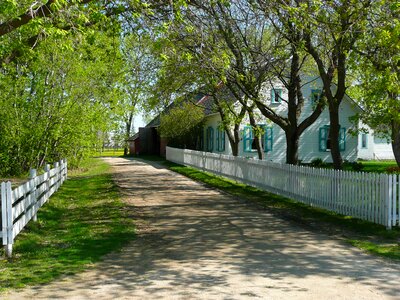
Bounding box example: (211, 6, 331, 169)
(349, 162, 364, 171)
(310, 158, 326, 168)
(386, 166, 400, 173)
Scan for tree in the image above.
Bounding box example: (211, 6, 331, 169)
(0, 29, 122, 175)
(352, 1, 400, 165)
(158, 102, 205, 149)
(276, 0, 372, 169)
(0, 1, 173, 65)
(174, 1, 325, 164)
(116, 32, 159, 155)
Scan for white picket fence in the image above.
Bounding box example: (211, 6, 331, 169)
(0, 159, 67, 257)
(166, 147, 400, 229)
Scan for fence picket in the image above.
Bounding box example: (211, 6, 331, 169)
(1, 183, 7, 245)
(166, 147, 398, 228)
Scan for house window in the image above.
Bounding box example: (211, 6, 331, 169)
(271, 88, 282, 103)
(243, 125, 273, 152)
(216, 127, 225, 152)
(361, 133, 368, 149)
(206, 127, 214, 152)
(311, 89, 322, 104)
(319, 125, 346, 152)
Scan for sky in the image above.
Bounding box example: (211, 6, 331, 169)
(134, 114, 147, 131)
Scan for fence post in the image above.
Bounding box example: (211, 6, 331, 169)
(30, 169, 38, 222)
(5, 182, 13, 257)
(54, 162, 60, 190)
(44, 164, 50, 201)
(64, 158, 68, 180)
(1, 182, 7, 251)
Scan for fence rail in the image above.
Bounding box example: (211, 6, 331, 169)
(1, 159, 67, 257)
(166, 147, 400, 229)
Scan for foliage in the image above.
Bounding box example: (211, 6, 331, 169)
(158, 102, 204, 149)
(349, 0, 400, 165)
(386, 166, 400, 174)
(309, 158, 326, 168)
(0, 158, 135, 292)
(113, 32, 160, 155)
(279, 0, 372, 169)
(0, 29, 122, 175)
(345, 161, 364, 172)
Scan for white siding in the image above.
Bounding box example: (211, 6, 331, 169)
(202, 77, 361, 163)
(373, 136, 395, 160)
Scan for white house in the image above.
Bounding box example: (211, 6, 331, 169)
(197, 77, 394, 163)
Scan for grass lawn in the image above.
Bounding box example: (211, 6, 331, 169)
(136, 156, 400, 261)
(96, 148, 125, 157)
(0, 158, 135, 292)
(310, 159, 398, 173)
(356, 160, 398, 173)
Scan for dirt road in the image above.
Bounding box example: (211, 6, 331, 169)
(5, 157, 400, 299)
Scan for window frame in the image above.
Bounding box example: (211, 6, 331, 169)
(319, 125, 346, 152)
(271, 88, 282, 104)
(243, 125, 273, 153)
(361, 133, 368, 149)
(311, 89, 322, 104)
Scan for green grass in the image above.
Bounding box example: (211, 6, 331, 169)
(356, 160, 398, 173)
(310, 160, 398, 173)
(96, 148, 125, 157)
(0, 158, 135, 292)
(138, 156, 400, 261)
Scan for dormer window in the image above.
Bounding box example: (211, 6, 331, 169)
(311, 89, 322, 104)
(271, 88, 282, 104)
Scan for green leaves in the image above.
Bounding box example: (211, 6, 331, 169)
(159, 102, 204, 141)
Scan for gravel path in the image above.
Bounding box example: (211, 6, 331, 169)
(5, 157, 400, 299)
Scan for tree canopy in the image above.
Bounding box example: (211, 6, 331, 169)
(1, 0, 399, 175)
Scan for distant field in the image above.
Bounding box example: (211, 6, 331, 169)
(96, 148, 125, 157)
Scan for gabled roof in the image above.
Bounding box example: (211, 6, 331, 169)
(127, 132, 139, 141)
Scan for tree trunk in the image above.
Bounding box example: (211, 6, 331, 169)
(285, 129, 299, 165)
(248, 112, 264, 160)
(329, 104, 343, 169)
(255, 137, 264, 160)
(231, 140, 239, 156)
(231, 126, 241, 156)
(391, 120, 400, 167)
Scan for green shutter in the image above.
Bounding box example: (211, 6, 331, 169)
(206, 127, 214, 152)
(221, 129, 225, 151)
(319, 127, 328, 151)
(216, 128, 220, 151)
(243, 126, 252, 152)
(199, 129, 204, 150)
(339, 127, 346, 151)
(216, 128, 225, 152)
(210, 127, 214, 151)
(264, 127, 273, 152)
